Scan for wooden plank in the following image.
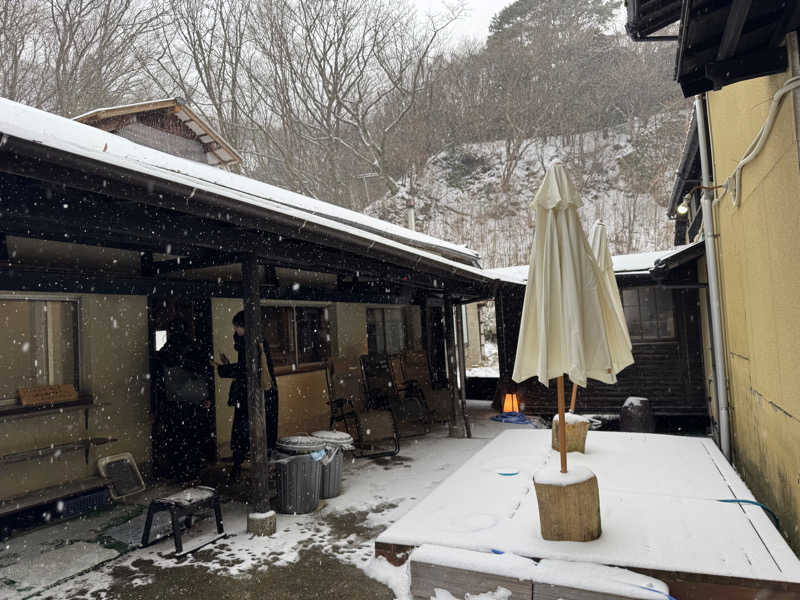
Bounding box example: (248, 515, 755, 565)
(632, 566, 800, 600)
(533, 584, 636, 599)
(0, 396, 92, 421)
(18, 384, 77, 406)
(0, 437, 116, 465)
(411, 560, 532, 600)
(0, 476, 111, 517)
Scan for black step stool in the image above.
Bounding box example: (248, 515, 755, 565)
(141, 486, 223, 554)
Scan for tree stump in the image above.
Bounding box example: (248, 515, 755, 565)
(551, 413, 591, 453)
(247, 510, 277, 536)
(620, 396, 655, 433)
(533, 464, 601, 541)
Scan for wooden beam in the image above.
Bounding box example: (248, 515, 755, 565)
(2, 174, 476, 295)
(242, 256, 270, 513)
(0, 139, 493, 290)
(148, 251, 242, 274)
(444, 299, 466, 438)
(454, 303, 471, 438)
(716, 0, 752, 61)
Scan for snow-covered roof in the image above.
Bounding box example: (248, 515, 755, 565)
(489, 242, 704, 285)
(74, 98, 480, 263)
(0, 98, 485, 282)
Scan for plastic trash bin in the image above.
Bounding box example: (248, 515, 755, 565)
(273, 436, 326, 514)
(310, 431, 354, 499)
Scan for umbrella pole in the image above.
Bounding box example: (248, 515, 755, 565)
(569, 382, 578, 413)
(558, 375, 567, 473)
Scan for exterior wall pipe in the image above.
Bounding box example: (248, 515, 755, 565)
(694, 94, 731, 460)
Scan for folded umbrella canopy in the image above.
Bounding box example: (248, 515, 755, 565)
(589, 219, 632, 361)
(512, 162, 633, 471)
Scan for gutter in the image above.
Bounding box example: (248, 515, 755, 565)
(694, 94, 731, 460)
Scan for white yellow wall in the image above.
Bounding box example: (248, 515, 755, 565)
(705, 67, 800, 552)
(0, 293, 151, 499)
(464, 303, 483, 367)
(0, 233, 428, 496)
(211, 300, 423, 458)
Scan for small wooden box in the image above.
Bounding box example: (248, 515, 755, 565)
(18, 384, 78, 406)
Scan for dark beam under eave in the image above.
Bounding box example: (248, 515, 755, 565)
(0, 137, 491, 289)
(716, 0, 752, 61)
(1, 175, 484, 296)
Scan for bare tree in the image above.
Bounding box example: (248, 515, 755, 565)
(145, 0, 250, 156)
(0, 0, 48, 106)
(45, 0, 160, 116)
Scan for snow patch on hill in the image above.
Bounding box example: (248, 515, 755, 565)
(366, 123, 679, 269)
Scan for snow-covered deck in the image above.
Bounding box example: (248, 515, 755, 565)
(377, 430, 800, 594)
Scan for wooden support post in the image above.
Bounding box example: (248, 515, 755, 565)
(444, 299, 465, 438)
(454, 303, 472, 438)
(569, 382, 578, 413)
(242, 255, 270, 513)
(557, 375, 567, 473)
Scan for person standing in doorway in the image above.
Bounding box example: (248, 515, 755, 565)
(155, 318, 211, 481)
(216, 311, 279, 480)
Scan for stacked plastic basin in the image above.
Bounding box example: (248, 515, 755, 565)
(310, 430, 354, 499)
(273, 436, 326, 514)
(273, 431, 354, 514)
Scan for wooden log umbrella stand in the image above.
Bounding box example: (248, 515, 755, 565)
(512, 163, 634, 542)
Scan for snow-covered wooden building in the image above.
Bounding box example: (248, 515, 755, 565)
(0, 97, 500, 526)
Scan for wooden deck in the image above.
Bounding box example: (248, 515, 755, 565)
(376, 430, 800, 599)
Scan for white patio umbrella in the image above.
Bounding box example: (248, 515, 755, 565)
(564, 220, 634, 412)
(512, 162, 633, 472)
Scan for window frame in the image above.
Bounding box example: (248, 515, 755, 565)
(260, 301, 331, 374)
(0, 293, 82, 400)
(366, 306, 408, 355)
(621, 286, 677, 344)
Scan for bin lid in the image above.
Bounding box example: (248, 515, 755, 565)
(311, 430, 354, 449)
(276, 435, 326, 454)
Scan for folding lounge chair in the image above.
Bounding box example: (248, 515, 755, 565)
(361, 353, 429, 437)
(401, 350, 452, 423)
(326, 357, 400, 459)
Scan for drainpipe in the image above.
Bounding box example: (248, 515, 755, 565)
(694, 94, 731, 460)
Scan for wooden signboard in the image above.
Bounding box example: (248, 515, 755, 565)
(18, 384, 78, 406)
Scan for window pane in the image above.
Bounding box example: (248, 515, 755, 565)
(46, 301, 77, 386)
(262, 306, 295, 367)
(366, 308, 385, 354)
(622, 289, 642, 341)
(639, 287, 659, 339)
(0, 299, 78, 400)
(296, 307, 330, 364)
(655, 288, 676, 339)
(384, 309, 406, 355)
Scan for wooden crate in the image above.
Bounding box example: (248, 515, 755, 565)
(18, 384, 78, 406)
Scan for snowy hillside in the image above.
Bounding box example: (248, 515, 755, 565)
(366, 119, 684, 269)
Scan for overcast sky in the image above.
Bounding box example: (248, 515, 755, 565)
(410, 0, 515, 44)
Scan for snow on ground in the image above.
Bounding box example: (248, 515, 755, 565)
(25, 402, 532, 600)
(466, 366, 499, 378)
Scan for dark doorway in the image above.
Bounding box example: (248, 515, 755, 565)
(422, 305, 447, 389)
(148, 294, 217, 478)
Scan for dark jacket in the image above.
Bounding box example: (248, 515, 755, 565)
(218, 333, 279, 461)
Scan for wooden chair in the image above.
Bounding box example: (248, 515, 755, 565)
(326, 357, 399, 459)
(401, 350, 452, 423)
(361, 353, 429, 436)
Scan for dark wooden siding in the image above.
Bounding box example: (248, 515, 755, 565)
(505, 285, 708, 418)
